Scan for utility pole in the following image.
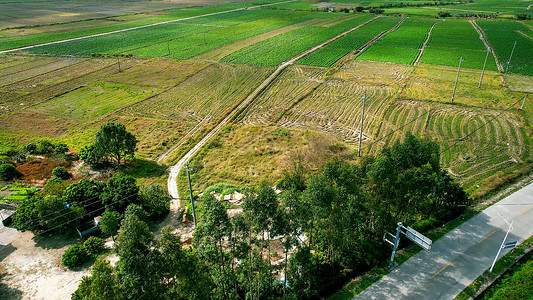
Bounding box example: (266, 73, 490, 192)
(504, 41, 517, 82)
(357, 91, 367, 157)
(451, 56, 463, 103)
(478, 49, 490, 88)
(520, 94, 528, 110)
(117, 57, 121, 72)
(490, 213, 514, 272)
(185, 162, 197, 227)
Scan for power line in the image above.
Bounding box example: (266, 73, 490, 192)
(36, 193, 138, 235)
(22, 194, 104, 231)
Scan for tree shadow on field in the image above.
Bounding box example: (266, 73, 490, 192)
(0, 272, 22, 300)
(33, 230, 81, 250)
(0, 244, 16, 263)
(120, 158, 167, 179)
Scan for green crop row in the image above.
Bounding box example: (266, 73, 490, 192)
(420, 19, 498, 71)
(127, 11, 313, 59)
(356, 18, 436, 65)
(477, 20, 533, 76)
(298, 16, 401, 67)
(221, 14, 378, 66)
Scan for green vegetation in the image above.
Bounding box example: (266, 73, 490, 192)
(477, 20, 533, 75)
(420, 19, 498, 71)
(62, 244, 88, 268)
(75, 134, 469, 299)
(357, 18, 437, 65)
(299, 16, 402, 66)
(222, 14, 380, 66)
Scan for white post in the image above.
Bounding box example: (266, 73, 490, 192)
(357, 91, 367, 157)
(478, 49, 490, 88)
(489, 218, 514, 272)
(520, 94, 527, 110)
(451, 57, 463, 103)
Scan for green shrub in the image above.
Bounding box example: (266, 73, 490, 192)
(0, 155, 10, 164)
(25, 142, 37, 153)
(52, 167, 70, 180)
(62, 245, 88, 267)
(55, 143, 69, 154)
(83, 237, 105, 255)
(0, 164, 21, 181)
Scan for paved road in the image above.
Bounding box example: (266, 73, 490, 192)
(355, 182, 533, 300)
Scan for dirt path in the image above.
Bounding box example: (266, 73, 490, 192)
(164, 17, 394, 202)
(414, 20, 441, 66)
(517, 30, 533, 42)
(471, 20, 503, 72)
(0, 0, 297, 54)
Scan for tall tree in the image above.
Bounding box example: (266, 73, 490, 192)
(139, 183, 171, 219)
(100, 174, 139, 213)
(63, 179, 106, 216)
(94, 122, 136, 165)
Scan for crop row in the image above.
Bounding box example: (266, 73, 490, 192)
(420, 19, 498, 70)
(127, 11, 314, 59)
(222, 14, 378, 66)
(356, 18, 436, 65)
(20, 8, 296, 56)
(476, 20, 533, 76)
(0, 0, 279, 51)
(297, 16, 402, 67)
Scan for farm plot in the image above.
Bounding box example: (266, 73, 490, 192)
(476, 20, 533, 76)
(420, 19, 498, 71)
(399, 65, 523, 109)
(240, 62, 411, 143)
(127, 10, 314, 59)
(0, 56, 216, 159)
(297, 16, 402, 67)
(356, 18, 437, 65)
(112, 63, 272, 159)
(221, 14, 381, 66)
(367, 99, 526, 192)
(21, 23, 217, 56)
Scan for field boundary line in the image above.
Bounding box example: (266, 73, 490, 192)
(517, 30, 533, 42)
(5, 58, 138, 110)
(414, 20, 441, 66)
(470, 20, 503, 73)
(350, 17, 406, 62)
(165, 16, 395, 200)
(0, 0, 298, 55)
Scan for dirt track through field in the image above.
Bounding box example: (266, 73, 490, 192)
(471, 20, 503, 72)
(0, 0, 297, 54)
(414, 20, 440, 66)
(162, 16, 393, 203)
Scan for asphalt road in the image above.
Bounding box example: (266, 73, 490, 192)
(355, 182, 533, 300)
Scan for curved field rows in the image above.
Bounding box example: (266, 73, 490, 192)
(240, 65, 326, 125)
(116, 63, 272, 158)
(363, 100, 525, 188)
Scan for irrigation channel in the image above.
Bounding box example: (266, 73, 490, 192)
(163, 16, 383, 208)
(0, 0, 298, 54)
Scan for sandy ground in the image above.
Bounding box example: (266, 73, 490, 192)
(0, 231, 90, 300)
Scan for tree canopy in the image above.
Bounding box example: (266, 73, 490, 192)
(94, 122, 136, 165)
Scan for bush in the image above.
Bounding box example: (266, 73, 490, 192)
(0, 164, 21, 181)
(25, 142, 37, 153)
(52, 167, 70, 180)
(62, 245, 88, 267)
(84, 237, 105, 255)
(55, 143, 69, 154)
(0, 155, 10, 164)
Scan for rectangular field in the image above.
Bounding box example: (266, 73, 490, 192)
(356, 18, 437, 65)
(221, 14, 385, 66)
(419, 19, 498, 71)
(297, 16, 402, 67)
(476, 20, 533, 76)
